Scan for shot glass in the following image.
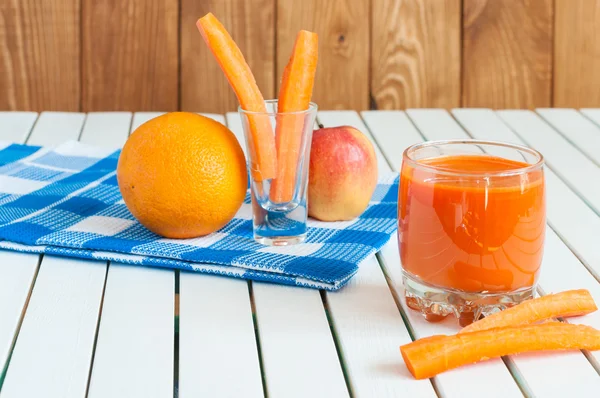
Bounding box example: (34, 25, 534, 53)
(239, 100, 318, 246)
(398, 140, 546, 326)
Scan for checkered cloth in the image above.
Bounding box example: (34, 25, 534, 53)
(0, 141, 398, 290)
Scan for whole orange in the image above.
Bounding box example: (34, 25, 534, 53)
(117, 112, 247, 239)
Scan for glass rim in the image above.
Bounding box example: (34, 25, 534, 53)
(238, 99, 318, 116)
(402, 139, 545, 177)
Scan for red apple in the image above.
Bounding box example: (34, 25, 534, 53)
(308, 126, 378, 221)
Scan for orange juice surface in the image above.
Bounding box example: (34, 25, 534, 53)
(399, 155, 545, 292)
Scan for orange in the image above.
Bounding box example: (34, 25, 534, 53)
(117, 112, 247, 239)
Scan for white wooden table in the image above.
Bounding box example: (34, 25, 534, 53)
(0, 109, 599, 398)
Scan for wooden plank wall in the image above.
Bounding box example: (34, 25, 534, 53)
(2, 0, 600, 113)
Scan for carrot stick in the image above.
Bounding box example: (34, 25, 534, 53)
(401, 323, 600, 379)
(269, 30, 318, 203)
(196, 13, 277, 181)
(460, 289, 597, 334)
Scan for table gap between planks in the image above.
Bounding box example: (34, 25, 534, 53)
(0, 107, 598, 398)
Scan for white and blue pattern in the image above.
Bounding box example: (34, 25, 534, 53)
(0, 141, 399, 290)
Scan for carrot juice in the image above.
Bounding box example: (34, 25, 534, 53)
(399, 141, 545, 322)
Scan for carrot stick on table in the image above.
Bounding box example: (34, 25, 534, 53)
(269, 30, 318, 203)
(401, 323, 600, 380)
(460, 289, 597, 334)
(196, 13, 277, 181)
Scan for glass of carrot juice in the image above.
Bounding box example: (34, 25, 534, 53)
(399, 140, 545, 325)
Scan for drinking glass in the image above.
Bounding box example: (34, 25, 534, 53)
(398, 140, 546, 325)
(239, 100, 318, 246)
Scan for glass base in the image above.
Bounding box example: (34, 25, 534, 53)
(254, 234, 306, 246)
(403, 270, 536, 327)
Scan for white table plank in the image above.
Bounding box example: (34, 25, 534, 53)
(0, 252, 39, 379)
(178, 112, 262, 398)
(223, 112, 348, 398)
(253, 284, 349, 398)
(328, 256, 437, 398)
(541, 229, 600, 346)
(85, 112, 174, 398)
(0, 112, 38, 143)
(225, 112, 247, 158)
(131, 112, 165, 131)
(87, 265, 174, 398)
(404, 109, 470, 141)
(580, 108, 600, 127)
(79, 112, 132, 149)
(318, 111, 437, 398)
(0, 113, 41, 378)
(362, 110, 521, 398)
(496, 110, 600, 216)
(402, 109, 600, 395)
(536, 108, 600, 166)
(0, 257, 106, 398)
(201, 113, 226, 125)
(26, 112, 86, 146)
(360, 111, 423, 171)
(544, 172, 600, 283)
(179, 275, 263, 398)
(0, 112, 109, 398)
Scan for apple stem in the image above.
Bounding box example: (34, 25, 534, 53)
(317, 123, 324, 129)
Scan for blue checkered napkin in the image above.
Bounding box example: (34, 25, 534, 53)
(0, 141, 399, 290)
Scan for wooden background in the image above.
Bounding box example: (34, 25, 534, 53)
(1, 0, 599, 113)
